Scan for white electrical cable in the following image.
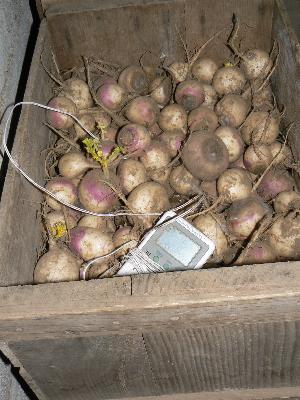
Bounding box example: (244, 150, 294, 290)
(2, 102, 201, 217)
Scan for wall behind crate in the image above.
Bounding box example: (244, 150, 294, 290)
(0, 2, 37, 399)
(0, 0, 35, 189)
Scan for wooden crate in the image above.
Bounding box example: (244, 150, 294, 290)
(1, 0, 300, 399)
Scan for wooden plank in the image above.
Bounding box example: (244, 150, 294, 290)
(184, 0, 274, 64)
(0, 21, 54, 287)
(104, 386, 300, 399)
(4, 322, 300, 399)
(0, 263, 300, 341)
(46, 1, 186, 69)
(142, 321, 300, 394)
(7, 334, 158, 400)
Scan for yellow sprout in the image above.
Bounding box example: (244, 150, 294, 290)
(224, 61, 234, 68)
(82, 138, 124, 169)
(50, 222, 67, 239)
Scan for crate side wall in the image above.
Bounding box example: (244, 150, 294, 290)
(0, 22, 55, 286)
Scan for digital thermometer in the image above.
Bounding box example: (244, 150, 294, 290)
(117, 211, 215, 276)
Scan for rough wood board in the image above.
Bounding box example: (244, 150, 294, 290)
(46, 1, 185, 69)
(184, 0, 274, 63)
(0, 263, 300, 341)
(111, 386, 300, 399)
(4, 321, 300, 399)
(0, 21, 54, 287)
(143, 321, 300, 394)
(8, 335, 158, 400)
(45, 0, 274, 69)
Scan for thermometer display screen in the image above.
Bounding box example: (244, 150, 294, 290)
(156, 227, 199, 266)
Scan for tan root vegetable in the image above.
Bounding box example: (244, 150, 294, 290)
(74, 113, 95, 140)
(202, 83, 218, 109)
(236, 241, 276, 265)
(118, 65, 148, 94)
(215, 94, 248, 127)
(34, 246, 81, 284)
(213, 66, 246, 95)
(193, 214, 228, 262)
(78, 215, 116, 233)
(140, 141, 171, 184)
(117, 159, 148, 194)
(182, 133, 229, 181)
(273, 191, 300, 213)
(158, 104, 187, 133)
(226, 197, 270, 240)
(127, 182, 170, 228)
(70, 227, 114, 261)
(45, 210, 78, 238)
(269, 141, 293, 165)
(188, 106, 219, 134)
(257, 169, 295, 200)
(160, 130, 185, 157)
(45, 177, 78, 211)
(169, 165, 199, 195)
(215, 126, 244, 163)
(62, 78, 93, 110)
(191, 58, 218, 84)
(267, 213, 300, 260)
(150, 75, 172, 106)
(240, 49, 272, 81)
(241, 111, 279, 145)
(46, 96, 77, 130)
(113, 226, 140, 255)
(58, 152, 99, 179)
(217, 168, 252, 203)
(243, 144, 273, 175)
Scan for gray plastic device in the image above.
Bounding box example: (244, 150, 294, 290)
(117, 210, 215, 276)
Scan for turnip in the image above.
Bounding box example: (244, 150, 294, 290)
(226, 196, 271, 240)
(215, 126, 244, 163)
(149, 122, 162, 138)
(269, 141, 293, 166)
(117, 159, 148, 194)
(45, 210, 78, 238)
(118, 65, 148, 94)
(215, 94, 248, 127)
(267, 213, 300, 260)
(200, 180, 217, 198)
(243, 144, 273, 175)
(125, 96, 159, 127)
(241, 111, 279, 145)
(169, 165, 200, 195)
(182, 133, 229, 181)
(193, 214, 228, 262)
(158, 104, 187, 133)
(167, 61, 188, 83)
(274, 191, 300, 213)
(217, 168, 252, 203)
(191, 58, 218, 84)
(70, 226, 114, 261)
(140, 141, 171, 184)
(252, 85, 273, 111)
(188, 106, 218, 134)
(58, 152, 99, 179)
(88, 108, 111, 131)
(113, 226, 140, 255)
(96, 81, 126, 111)
(160, 131, 185, 157)
(257, 169, 295, 201)
(78, 170, 119, 212)
(127, 182, 170, 228)
(150, 75, 172, 106)
(45, 177, 78, 211)
(236, 241, 276, 265)
(117, 123, 151, 154)
(202, 83, 218, 109)
(62, 78, 93, 110)
(46, 96, 77, 130)
(103, 125, 118, 142)
(174, 80, 205, 111)
(78, 215, 116, 233)
(213, 66, 246, 95)
(240, 49, 272, 80)
(74, 113, 95, 140)
(34, 245, 81, 283)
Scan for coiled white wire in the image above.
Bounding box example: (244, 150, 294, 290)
(2, 101, 200, 217)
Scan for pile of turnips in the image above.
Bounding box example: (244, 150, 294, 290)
(34, 38, 300, 284)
